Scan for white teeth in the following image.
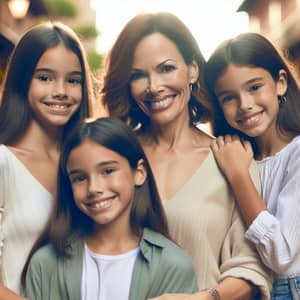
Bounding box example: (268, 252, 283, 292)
(91, 199, 111, 208)
(150, 97, 173, 109)
(49, 104, 68, 109)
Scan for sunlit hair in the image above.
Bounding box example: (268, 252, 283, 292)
(205, 32, 300, 152)
(0, 21, 94, 145)
(101, 12, 212, 132)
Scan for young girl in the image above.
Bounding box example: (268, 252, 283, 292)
(205, 32, 300, 299)
(23, 117, 198, 300)
(0, 21, 93, 299)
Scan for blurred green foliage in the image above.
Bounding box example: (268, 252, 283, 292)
(47, 0, 78, 17)
(88, 50, 103, 71)
(74, 24, 99, 39)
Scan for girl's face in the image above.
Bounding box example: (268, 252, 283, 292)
(214, 64, 287, 140)
(130, 33, 198, 127)
(67, 140, 146, 229)
(28, 44, 82, 129)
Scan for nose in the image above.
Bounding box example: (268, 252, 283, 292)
(87, 175, 104, 197)
(239, 94, 254, 111)
(52, 79, 67, 100)
(146, 73, 164, 94)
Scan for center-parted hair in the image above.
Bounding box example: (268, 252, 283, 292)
(205, 32, 300, 142)
(0, 21, 93, 145)
(48, 117, 169, 256)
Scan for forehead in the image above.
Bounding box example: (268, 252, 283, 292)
(215, 64, 273, 90)
(132, 32, 183, 66)
(67, 140, 127, 168)
(35, 44, 81, 72)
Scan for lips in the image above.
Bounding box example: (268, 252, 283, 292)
(237, 111, 263, 129)
(145, 96, 175, 111)
(44, 102, 73, 115)
(85, 195, 116, 211)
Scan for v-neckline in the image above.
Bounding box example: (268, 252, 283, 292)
(163, 150, 213, 204)
(2, 145, 53, 197)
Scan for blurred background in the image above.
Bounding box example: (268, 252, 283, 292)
(1, 0, 300, 84)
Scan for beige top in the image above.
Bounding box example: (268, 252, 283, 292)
(164, 151, 272, 300)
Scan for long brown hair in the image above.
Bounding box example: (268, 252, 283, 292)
(21, 117, 169, 285)
(101, 12, 212, 132)
(205, 32, 300, 154)
(0, 21, 93, 145)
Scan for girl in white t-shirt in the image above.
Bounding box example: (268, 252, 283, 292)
(205, 32, 300, 300)
(23, 117, 198, 300)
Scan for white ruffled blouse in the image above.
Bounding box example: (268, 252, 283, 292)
(246, 135, 300, 277)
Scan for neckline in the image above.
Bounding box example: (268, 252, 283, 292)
(163, 150, 213, 204)
(1, 144, 53, 197)
(256, 135, 300, 163)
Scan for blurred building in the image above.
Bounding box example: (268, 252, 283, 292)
(238, 0, 300, 68)
(0, 0, 98, 83)
(0, 0, 48, 81)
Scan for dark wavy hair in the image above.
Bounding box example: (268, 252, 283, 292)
(101, 12, 212, 132)
(205, 32, 300, 154)
(0, 21, 94, 145)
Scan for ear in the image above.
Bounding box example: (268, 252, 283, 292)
(133, 159, 147, 186)
(276, 69, 288, 96)
(188, 60, 199, 84)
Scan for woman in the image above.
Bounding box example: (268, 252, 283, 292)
(101, 12, 272, 300)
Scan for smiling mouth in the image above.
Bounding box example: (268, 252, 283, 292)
(86, 196, 116, 210)
(237, 112, 263, 128)
(146, 96, 174, 110)
(44, 103, 73, 115)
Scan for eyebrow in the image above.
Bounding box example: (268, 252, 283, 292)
(34, 68, 82, 76)
(216, 76, 264, 97)
(131, 59, 175, 72)
(68, 160, 118, 176)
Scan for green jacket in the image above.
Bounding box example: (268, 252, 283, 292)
(25, 228, 198, 300)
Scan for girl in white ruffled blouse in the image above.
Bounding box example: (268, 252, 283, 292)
(205, 32, 300, 300)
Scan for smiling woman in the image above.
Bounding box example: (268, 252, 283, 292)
(100, 11, 272, 300)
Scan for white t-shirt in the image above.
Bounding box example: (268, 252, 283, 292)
(246, 135, 300, 277)
(81, 244, 139, 300)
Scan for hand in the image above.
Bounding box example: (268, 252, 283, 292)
(148, 291, 211, 300)
(211, 135, 253, 181)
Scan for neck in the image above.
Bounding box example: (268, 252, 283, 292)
(255, 129, 294, 159)
(86, 221, 140, 255)
(12, 120, 62, 155)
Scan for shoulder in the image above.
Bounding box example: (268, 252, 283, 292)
(29, 244, 58, 266)
(142, 229, 194, 268)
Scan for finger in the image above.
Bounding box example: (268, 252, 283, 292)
(216, 136, 225, 147)
(243, 140, 253, 154)
(211, 138, 219, 152)
(224, 134, 232, 143)
(232, 135, 240, 142)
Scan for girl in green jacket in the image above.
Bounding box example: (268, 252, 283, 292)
(22, 117, 198, 300)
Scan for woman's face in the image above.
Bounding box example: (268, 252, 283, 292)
(129, 33, 198, 128)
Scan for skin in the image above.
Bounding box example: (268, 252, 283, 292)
(67, 140, 146, 254)
(211, 64, 290, 227)
(10, 44, 82, 197)
(129, 33, 255, 300)
(1, 44, 83, 300)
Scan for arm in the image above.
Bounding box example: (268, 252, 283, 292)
(149, 277, 255, 300)
(211, 135, 266, 227)
(212, 135, 300, 274)
(0, 285, 28, 300)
